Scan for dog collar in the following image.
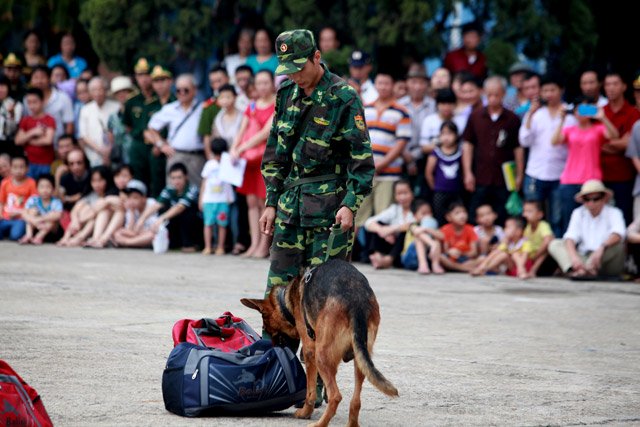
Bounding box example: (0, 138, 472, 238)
(277, 286, 297, 327)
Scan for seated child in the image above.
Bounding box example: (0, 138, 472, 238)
(364, 180, 415, 269)
(112, 180, 158, 248)
(0, 155, 37, 241)
(19, 174, 63, 244)
(136, 162, 200, 252)
(471, 216, 529, 278)
(521, 200, 555, 277)
(200, 138, 235, 255)
(85, 164, 133, 248)
(473, 204, 505, 256)
(401, 199, 444, 274)
(57, 165, 116, 247)
(438, 202, 480, 272)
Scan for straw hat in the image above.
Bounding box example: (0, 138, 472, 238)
(574, 179, 613, 203)
(110, 76, 134, 94)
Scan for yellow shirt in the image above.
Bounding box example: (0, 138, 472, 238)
(522, 220, 553, 258)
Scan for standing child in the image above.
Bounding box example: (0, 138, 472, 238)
(474, 204, 505, 256)
(401, 199, 445, 274)
(426, 120, 464, 225)
(0, 155, 37, 240)
(471, 216, 529, 278)
(14, 88, 56, 179)
(200, 138, 235, 255)
(365, 180, 415, 269)
(19, 174, 62, 244)
(521, 200, 555, 277)
(212, 84, 246, 255)
(438, 202, 480, 272)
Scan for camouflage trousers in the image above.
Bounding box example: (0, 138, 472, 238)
(264, 218, 353, 297)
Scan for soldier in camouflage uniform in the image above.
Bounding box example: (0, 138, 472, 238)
(260, 29, 374, 297)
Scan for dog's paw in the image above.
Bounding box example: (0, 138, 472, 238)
(294, 406, 314, 419)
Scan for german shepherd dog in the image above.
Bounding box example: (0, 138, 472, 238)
(241, 259, 398, 427)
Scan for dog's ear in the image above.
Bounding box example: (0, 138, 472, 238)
(241, 298, 265, 312)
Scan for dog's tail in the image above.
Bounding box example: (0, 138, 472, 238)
(352, 313, 399, 397)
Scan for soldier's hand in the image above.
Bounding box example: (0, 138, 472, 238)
(260, 207, 276, 236)
(335, 206, 354, 231)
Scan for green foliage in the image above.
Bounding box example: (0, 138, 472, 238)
(484, 38, 517, 76)
(79, 0, 240, 72)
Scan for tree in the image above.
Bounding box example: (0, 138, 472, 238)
(262, 0, 597, 77)
(79, 0, 241, 72)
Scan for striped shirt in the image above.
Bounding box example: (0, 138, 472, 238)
(364, 102, 411, 179)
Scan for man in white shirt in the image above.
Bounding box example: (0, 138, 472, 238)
(348, 50, 378, 105)
(548, 180, 626, 278)
(519, 74, 577, 236)
(78, 77, 120, 166)
(147, 74, 205, 186)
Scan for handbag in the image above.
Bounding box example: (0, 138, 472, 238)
(171, 312, 261, 352)
(162, 340, 306, 416)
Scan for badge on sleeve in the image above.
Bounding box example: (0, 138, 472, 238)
(354, 114, 365, 131)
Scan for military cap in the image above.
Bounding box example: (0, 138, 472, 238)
(274, 29, 317, 75)
(150, 65, 172, 80)
(349, 50, 371, 67)
(633, 74, 640, 90)
(3, 53, 22, 68)
(134, 57, 151, 74)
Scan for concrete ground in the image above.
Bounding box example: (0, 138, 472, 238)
(1, 242, 640, 426)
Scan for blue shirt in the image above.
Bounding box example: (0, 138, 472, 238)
(25, 196, 63, 215)
(47, 54, 88, 79)
(245, 54, 278, 74)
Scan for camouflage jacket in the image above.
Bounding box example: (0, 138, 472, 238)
(262, 65, 374, 227)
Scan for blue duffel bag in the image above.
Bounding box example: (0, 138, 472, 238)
(162, 339, 306, 416)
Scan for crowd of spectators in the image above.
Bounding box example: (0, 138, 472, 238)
(1, 23, 640, 282)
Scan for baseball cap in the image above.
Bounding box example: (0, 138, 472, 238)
(349, 50, 371, 67)
(274, 29, 317, 75)
(124, 179, 147, 196)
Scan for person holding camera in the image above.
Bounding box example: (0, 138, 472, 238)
(552, 96, 619, 234)
(518, 74, 576, 237)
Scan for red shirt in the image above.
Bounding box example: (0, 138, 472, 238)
(602, 101, 640, 182)
(440, 223, 478, 254)
(443, 48, 487, 80)
(0, 176, 37, 220)
(18, 114, 56, 165)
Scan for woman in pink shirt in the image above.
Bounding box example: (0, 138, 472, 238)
(552, 96, 618, 234)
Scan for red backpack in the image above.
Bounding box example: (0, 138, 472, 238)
(172, 311, 261, 351)
(0, 360, 53, 427)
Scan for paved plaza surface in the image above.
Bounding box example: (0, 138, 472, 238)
(1, 242, 640, 426)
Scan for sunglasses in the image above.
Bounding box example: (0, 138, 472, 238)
(583, 194, 604, 203)
(176, 87, 191, 94)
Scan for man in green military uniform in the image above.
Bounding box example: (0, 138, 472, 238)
(260, 29, 374, 295)
(123, 59, 175, 197)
